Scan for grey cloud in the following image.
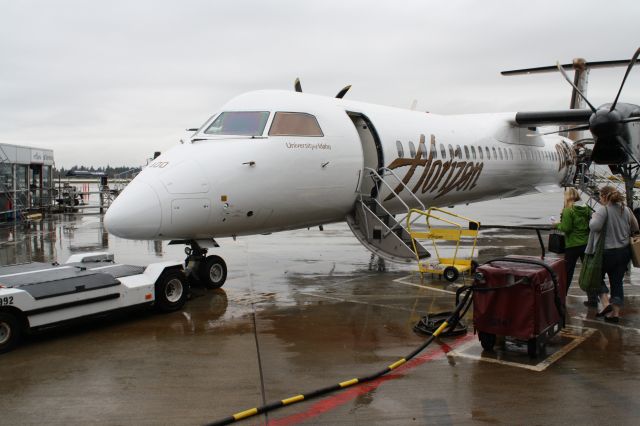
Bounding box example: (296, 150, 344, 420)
(0, 0, 639, 166)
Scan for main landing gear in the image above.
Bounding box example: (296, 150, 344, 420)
(184, 241, 228, 289)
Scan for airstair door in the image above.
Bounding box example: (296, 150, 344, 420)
(348, 112, 383, 196)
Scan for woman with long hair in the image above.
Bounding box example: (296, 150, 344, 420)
(554, 188, 591, 294)
(587, 185, 639, 322)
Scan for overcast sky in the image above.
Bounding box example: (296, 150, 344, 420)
(1, 0, 639, 168)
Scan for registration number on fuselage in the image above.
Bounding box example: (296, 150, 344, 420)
(0, 296, 14, 306)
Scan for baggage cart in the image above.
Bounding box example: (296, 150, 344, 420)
(472, 255, 566, 357)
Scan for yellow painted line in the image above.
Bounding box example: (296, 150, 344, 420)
(339, 378, 359, 388)
(393, 275, 459, 295)
(388, 358, 406, 370)
(432, 321, 449, 337)
(233, 408, 258, 420)
(447, 326, 595, 372)
(281, 395, 304, 405)
(572, 315, 640, 334)
(298, 293, 414, 312)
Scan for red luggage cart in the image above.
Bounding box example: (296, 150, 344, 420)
(473, 255, 566, 357)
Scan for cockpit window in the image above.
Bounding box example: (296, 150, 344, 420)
(268, 112, 324, 137)
(204, 111, 269, 136)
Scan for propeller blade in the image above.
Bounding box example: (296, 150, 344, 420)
(529, 124, 591, 136)
(556, 61, 597, 113)
(335, 85, 351, 99)
(294, 78, 303, 93)
(610, 47, 640, 111)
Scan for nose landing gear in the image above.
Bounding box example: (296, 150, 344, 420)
(183, 240, 228, 289)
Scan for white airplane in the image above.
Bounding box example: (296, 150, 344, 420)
(104, 49, 640, 289)
(103, 84, 585, 288)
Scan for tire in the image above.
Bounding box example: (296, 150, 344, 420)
(528, 337, 547, 358)
(527, 338, 538, 358)
(478, 331, 496, 351)
(199, 255, 227, 289)
(0, 311, 22, 354)
(443, 266, 459, 282)
(155, 270, 189, 312)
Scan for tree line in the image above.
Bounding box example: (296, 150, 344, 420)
(54, 165, 140, 179)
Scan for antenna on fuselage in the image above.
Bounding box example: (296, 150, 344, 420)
(294, 78, 303, 92)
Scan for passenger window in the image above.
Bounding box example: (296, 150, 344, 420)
(464, 146, 470, 159)
(440, 144, 446, 158)
(269, 112, 323, 136)
(419, 140, 428, 159)
(492, 147, 498, 160)
(204, 111, 270, 136)
(396, 141, 405, 158)
(498, 148, 504, 160)
(409, 141, 417, 158)
(478, 146, 483, 160)
(470, 146, 476, 160)
(448, 145, 455, 159)
(485, 147, 491, 159)
(509, 148, 513, 160)
(455, 145, 462, 159)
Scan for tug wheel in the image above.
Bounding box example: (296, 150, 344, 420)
(478, 331, 496, 351)
(199, 255, 227, 289)
(155, 270, 189, 312)
(0, 311, 22, 354)
(443, 266, 459, 282)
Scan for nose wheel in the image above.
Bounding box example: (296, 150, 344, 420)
(199, 255, 227, 289)
(184, 241, 228, 289)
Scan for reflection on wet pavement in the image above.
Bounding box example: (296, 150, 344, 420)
(0, 192, 639, 425)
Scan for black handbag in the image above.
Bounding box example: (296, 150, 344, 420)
(548, 232, 565, 254)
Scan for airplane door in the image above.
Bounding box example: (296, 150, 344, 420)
(347, 112, 384, 197)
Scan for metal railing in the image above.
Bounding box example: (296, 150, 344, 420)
(361, 167, 427, 238)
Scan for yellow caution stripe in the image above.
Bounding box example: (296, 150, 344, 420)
(339, 378, 359, 388)
(388, 358, 406, 370)
(432, 321, 449, 337)
(233, 408, 258, 420)
(281, 395, 305, 405)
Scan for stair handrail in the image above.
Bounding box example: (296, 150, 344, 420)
(362, 167, 428, 237)
(364, 167, 426, 211)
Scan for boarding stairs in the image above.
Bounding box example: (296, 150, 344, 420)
(571, 155, 632, 211)
(347, 167, 430, 264)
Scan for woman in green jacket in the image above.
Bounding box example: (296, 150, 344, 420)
(555, 188, 591, 296)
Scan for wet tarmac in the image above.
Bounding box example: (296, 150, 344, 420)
(1, 192, 639, 425)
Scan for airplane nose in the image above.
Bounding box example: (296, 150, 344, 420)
(105, 180, 162, 239)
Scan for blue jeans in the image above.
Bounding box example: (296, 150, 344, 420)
(599, 245, 631, 306)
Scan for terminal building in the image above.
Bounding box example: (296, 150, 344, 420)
(0, 142, 55, 221)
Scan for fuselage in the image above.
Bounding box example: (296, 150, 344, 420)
(104, 90, 575, 240)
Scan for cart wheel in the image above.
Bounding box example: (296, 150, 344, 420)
(0, 311, 22, 354)
(527, 337, 545, 358)
(443, 266, 459, 282)
(155, 270, 189, 312)
(478, 331, 496, 351)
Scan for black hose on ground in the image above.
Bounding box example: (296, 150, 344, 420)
(205, 286, 474, 426)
